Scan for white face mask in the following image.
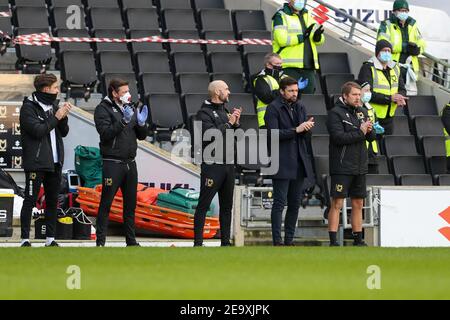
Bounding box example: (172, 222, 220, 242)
(293, 0, 306, 11)
(119, 92, 131, 105)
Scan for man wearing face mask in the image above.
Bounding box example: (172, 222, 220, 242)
(377, 0, 426, 85)
(193, 80, 241, 247)
(19, 74, 71, 247)
(358, 40, 407, 135)
(94, 79, 148, 247)
(253, 53, 309, 128)
(272, 0, 325, 94)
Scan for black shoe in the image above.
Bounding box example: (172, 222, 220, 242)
(20, 241, 31, 247)
(353, 241, 368, 247)
(96, 243, 105, 247)
(329, 242, 340, 247)
(45, 241, 59, 247)
(127, 242, 141, 247)
(273, 242, 284, 246)
(193, 243, 204, 247)
(323, 207, 330, 220)
(284, 242, 296, 246)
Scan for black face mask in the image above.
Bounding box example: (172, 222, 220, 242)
(266, 66, 283, 80)
(35, 91, 58, 106)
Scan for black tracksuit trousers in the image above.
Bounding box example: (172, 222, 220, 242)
(96, 160, 138, 246)
(20, 164, 62, 239)
(194, 164, 235, 246)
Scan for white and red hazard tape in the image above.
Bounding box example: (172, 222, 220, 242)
(0, 11, 10, 18)
(13, 33, 273, 47)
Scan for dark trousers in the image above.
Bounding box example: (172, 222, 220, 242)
(96, 160, 138, 245)
(378, 117, 394, 135)
(20, 165, 62, 239)
(283, 68, 316, 94)
(194, 164, 235, 246)
(271, 178, 304, 245)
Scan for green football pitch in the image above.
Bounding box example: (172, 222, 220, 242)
(1, 247, 449, 300)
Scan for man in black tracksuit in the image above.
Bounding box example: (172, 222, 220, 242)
(94, 79, 148, 247)
(326, 81, 376, 247)
(193, 80, 241, 247)
(20, 74, 71, 247)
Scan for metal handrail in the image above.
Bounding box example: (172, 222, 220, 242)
(307, 0, 449, 88)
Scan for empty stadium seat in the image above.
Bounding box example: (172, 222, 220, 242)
(240, 30, 271, 53)
(183, 93, 207, 119)
(12, 6, 49, 30)
(88, 7, 124, 30)
(383, 135, 419, 157)
(209, 52, 242, 73)
(414, 116, 444, 139)
(204, 31, 237, 53)
(227, 93, 255, 115)
(173, 52, 207, 73)
(162, 9, 197, 33)
(237, 114, 259, 131)
(199, 9, 232, 33)
(232, 10, 266, 37)
(125, 8, 160, 31)
(392, 155, 427, 181)
(54, 29, 92, 53)
(192, 0, 225, 11)
(129, 29, 164, 53)
(311, 135, 329, 156)
(15, 28, 52, 73)
(60, 50, 97, 99)
(49, 0, 84, 8)
(319, 53, 351, 75)
(245, 52, 265, 79)
(302, 95, 328, 116)
(13, 0, 47, 8)
(98, 51, 134, 74)
(422, 136, 447, 158)
(407, 95, 438, 118)
(157, 0, 191, 10)
(51, 6, 87, 31)
(140, 72, 176, 95)
(136, 51, 170, 74)
(167, 30, 202, 53)
(85, 0, 118, 8)
(94, 29, 129, 52)
(438, 175, 450, 186)
(400, 174, 433, 186)
(177, 72, 209, 94)
(121, 0, 155, 10)
(374, 155, 390, 174)
(310, 115, 329, 135)
(428, 156, 448, 176)
(147, 93, 185, 140)
(211, 73, 246, 93)
(322, 74, 355, 96)
(366, 174, 396, 186)
(391, 116, 410, 135)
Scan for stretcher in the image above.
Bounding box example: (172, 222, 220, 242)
(76, 187, 219, 239)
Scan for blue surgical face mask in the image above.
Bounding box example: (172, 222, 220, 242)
(396, 11, 409, 21)
(361, 91, 372, 103)
(293, 0, 306, 11)
(379, 51, 392, 63)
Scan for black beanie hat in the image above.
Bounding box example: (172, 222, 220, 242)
(375, 39, 392, 56)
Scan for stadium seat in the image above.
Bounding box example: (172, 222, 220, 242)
(173, 52, 207, 73)
(407, 95, 438, 118)
(319, 52, 351, 75)
(366, 174, 396, 186)
(428, 156, 448, 177)
(383, 135, 419, 157)
(391, 116, 411, 135)
(204, 31, 237, 53)
(167, 30, 202, 53)
(311, 135, 329, 156)
(314, 72, 323, 95)
(101, 72, 139, 101)
(438, 175, 450, 186)
(228, 93, 255, 115)
(310, 115, 329, 135)
(240, 30, 271, 53)
(121, 0, 155, 10)
(88, 8, 124, 30)
(414, 116, 444, 139)
(302, 95, 328, 116)
(12, 6, 49, 30)
(129, 29, 164, 53)
(136, 51, 170, 74)
(183, 93, 207, 119)
(209, 52, 242, 73)
(391, 155, 427, 182)
(49, 0, 84, 8)
(147, 93, 185, 140)
(55, 29, 92, 53)
(374, 155, 390, 174)
(400, 174, 433, 186)
(162, 9, 197, 33)
(211, 73, 246, 93)
(60, 51, 97, 99)
(98, 51, 134, 75)
(51, 6, 87, 31)
(12, 0, 47, 8)
(322, 74, 355, 96)
(125, 8, 160, 31)
(238, 114, 259, 131)
(157, 0, 192, 10)
(85, 0, 118, 8)
(422, 136, 447, 158)
(245, 52, 265, 79)
(192, 0, 225, 11)
(199, 9, 232, 33)
(177, 72, 209, 94)
(15, 28, 52, 74)
(232, 10, 266, 37)
(94, 29, 129, 52)
(394, 105, 407, 117)
(140, 72, 176, 95)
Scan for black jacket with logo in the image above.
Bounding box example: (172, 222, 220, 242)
(196, 100, 240, 164)
(94, 97, 148, 161)
(327, 98, 376, 175)
(19, 94, 69, 172)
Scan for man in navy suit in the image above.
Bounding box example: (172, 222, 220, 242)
(264, 76, 315, 246)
